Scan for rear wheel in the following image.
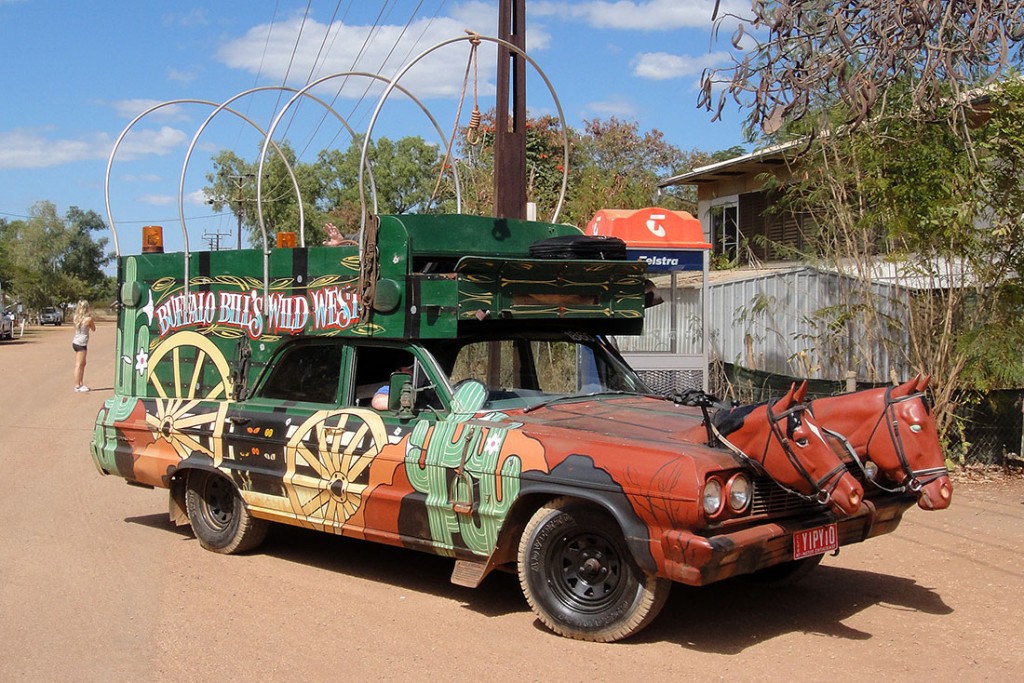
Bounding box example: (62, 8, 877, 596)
(517, 497, 670, 642)
(185, 471, 268, 554)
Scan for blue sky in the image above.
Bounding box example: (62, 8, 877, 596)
(0, 0, 750, 256)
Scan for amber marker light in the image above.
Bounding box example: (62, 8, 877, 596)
(142, 225, 164, 253)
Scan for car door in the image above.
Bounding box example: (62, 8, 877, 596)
(221, 339, 350, 528)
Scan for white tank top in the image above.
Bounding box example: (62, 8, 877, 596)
(72, 322, 90, 347)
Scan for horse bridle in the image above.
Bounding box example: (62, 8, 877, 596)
(709, 398, 850, 506)
(762, 400, 850, 505)
(864, 387, 949, 492)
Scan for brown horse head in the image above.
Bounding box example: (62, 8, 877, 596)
(810, 376, 951, 510)
(713, 382, 864, 515)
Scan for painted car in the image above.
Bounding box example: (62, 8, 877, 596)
(90, 214, 921, 642)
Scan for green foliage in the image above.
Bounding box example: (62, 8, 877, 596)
(0, 201, 113, 309)
(318, 135, 445, 227)
(201, 115, 722, 248)
(773, 80, 1024, 437)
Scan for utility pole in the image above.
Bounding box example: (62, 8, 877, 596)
(494, 0, 527, 220)
(202, 230, 231, 251)
(226, 173, 255, 250)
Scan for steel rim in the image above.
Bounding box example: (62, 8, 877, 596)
(200, 477, 234, 531)
(546, 529, 626, 613)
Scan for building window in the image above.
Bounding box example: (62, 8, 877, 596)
(710, 202, 740, 260)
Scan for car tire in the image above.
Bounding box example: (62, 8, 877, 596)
(517, 496, 670, 642)
(185, 471, 268, 554)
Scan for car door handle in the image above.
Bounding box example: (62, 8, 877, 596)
(227, 416, 250, 425)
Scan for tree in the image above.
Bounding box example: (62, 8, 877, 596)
(765, 82, 1024, 446)
(452, 112, 717, 225)
(702, 1, 1024, 135)
(206, 145, 327, 248)
(317, 135, 446, 232)
(1, 201, 113, 309)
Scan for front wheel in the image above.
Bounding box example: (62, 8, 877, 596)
(517, 497, 670, 642)
(185, 471, 268, 554)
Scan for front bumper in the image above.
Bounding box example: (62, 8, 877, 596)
(660, 495, 915, 586)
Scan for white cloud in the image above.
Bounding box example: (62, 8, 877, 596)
(186, 189, 214, 206)
(162, 9, 208, 28)
(216, 12, 503, 100)
(121, 173, 162, 183)
(532, 0, 749, 31)
(583, 97, 638, 118)
(633, 51, 731, 80)
(113, 126, 189, 160)
(111, 99, 193, 123)
(0, 128, 109, 169)
(139, 194, 176, 206)
(167, 68, 199, 85)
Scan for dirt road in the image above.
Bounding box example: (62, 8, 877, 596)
(1, 321, 1022, 682)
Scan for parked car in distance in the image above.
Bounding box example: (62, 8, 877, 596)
(39, 307, 63, 325)
(0, 310, 13, 340)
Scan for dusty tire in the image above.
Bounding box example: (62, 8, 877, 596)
(744, 553, 824, 586)
(517, 497, 670, 642)
(185, 471, 268, 554)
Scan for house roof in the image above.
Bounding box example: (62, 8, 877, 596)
(659, 140, 803, 187)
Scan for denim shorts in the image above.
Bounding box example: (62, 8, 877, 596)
(72, 343, 87, 352)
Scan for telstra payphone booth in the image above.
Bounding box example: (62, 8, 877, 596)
(587, 207, 711, 393)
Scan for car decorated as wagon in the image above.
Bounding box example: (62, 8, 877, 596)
(89, 209, 951, 642)
(90, 33, 951, 642)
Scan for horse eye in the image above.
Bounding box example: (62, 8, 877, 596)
(910, 424, 923, 433)
(795, 437, 809, 447)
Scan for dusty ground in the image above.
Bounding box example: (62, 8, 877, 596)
(1, 321, 1022, 682)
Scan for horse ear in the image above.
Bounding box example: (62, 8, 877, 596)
(916, 374, 931, 391)
(777, 382, 797, 409)
(793, 380, 808, 403)
(893, 376, 917, 397)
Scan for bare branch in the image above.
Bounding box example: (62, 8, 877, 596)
(702, 1, 1024, 132)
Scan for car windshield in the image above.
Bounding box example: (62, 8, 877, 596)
(422, 332, 651, 410)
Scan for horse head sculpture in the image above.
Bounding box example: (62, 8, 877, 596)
(712, 382, 865, 516)
(809, 376, 951, 511)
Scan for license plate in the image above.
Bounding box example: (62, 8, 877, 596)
(793, 523, 838, 560)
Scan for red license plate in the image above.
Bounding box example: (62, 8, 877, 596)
(793, 523, 838, 560)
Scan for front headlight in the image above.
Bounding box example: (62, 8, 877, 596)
(702, 477, 724, 517)
(726, 473, 752, 513)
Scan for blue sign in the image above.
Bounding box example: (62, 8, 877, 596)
(628, 249, 704, 272)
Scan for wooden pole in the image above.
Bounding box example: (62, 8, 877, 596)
(494, 0, 527, 219)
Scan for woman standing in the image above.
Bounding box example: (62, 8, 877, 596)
(72, 300, 96, 392)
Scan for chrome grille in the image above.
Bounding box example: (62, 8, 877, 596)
(749, 464, 868, 517)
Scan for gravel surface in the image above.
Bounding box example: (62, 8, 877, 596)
(2, 321, 1022, 681)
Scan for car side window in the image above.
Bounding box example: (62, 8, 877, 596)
(259, 343, 343, 404)
(351, 346, 416, 406)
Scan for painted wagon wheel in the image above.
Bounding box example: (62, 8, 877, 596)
(144, 331, 233, 466)
(284, 408, 389, 531)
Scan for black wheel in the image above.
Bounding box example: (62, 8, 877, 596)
(185, 471, 268, 554)
(517, 497, 670, 642)
(744, 553, 824, 586)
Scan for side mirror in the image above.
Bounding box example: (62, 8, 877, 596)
(388, 371, 414, 417)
